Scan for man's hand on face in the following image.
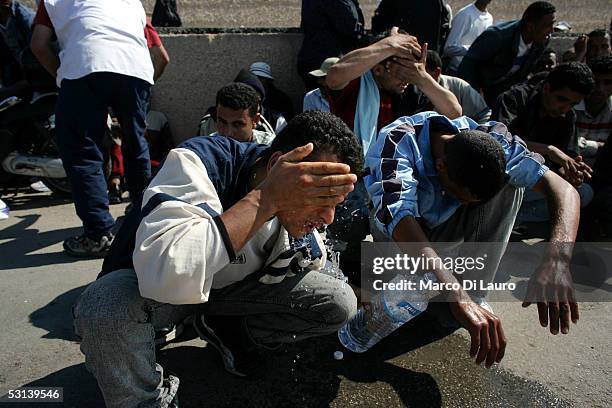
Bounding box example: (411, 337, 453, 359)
(387, 42, 430, 87)
(383, 26, 422, 61)
(522, 257, 579, 335)
(259, 143, 357, 215)
(449, 298, 507, 368)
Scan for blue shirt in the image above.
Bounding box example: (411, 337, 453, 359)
(365, 112, 548, 237)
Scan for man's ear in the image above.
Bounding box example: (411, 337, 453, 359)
(253, 112, 261, 129)
(373, 63, 386, 77)
(435, 157, 447, 173)
(266, 151, 283, 172)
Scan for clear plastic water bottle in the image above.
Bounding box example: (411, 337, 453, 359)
(338, 272, 436, 353)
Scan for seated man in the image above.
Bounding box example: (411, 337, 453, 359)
(366, 111, 581, 367)
(566, 29, 611, 64)
(493, 62, 596, 222)
(326, 26, 461, 151)
(324, 26, 461, 274)
(457, 1, 555, 106)
(197, 72, 276, 140)
(250, 61, 292, 132)
(442, 0, 494, 75)
(206, 82, 274, 145)
(75, 111, 361, 407)
(574, 56, 612, 162)
(303, 57, 339, 113)
(425, 50, 491, 123)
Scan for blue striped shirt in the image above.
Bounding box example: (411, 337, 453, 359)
(365, 112, 548, 237)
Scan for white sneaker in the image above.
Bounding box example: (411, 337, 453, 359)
(0, 199, 9, 220)
(30, 180, 51, 193)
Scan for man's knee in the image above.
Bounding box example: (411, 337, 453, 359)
(318, 278, 358, 331)
(73, 269, 147, 339)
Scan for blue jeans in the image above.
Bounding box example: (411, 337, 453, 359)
(371, 185, 524, 298)
(73, 268, 356, 407)
(55, 72, 151, 239)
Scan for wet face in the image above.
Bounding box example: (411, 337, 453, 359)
(587, 35, 611, 62)
(374, 63, 410, 95)
(216, 104, 258, 142)
(541, 84, 585, 117)
(528, 13, 555, 45)
(275, 151, 340, 238)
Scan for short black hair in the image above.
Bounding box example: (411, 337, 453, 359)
(444, 130, 506, 201)
(268, 111, 363, 176)
(545, 62, 595, 95)
(588, 29, 611, 40)
(426, 50, 443, 72)
(588, 55, 612, 76)
(522, 1, 556, 24)
(216, 82, 260, 117)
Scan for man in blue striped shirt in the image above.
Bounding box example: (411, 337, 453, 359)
(365, 111, 581, 368)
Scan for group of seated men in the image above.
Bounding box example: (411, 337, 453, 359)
(9, 0, 610, 405)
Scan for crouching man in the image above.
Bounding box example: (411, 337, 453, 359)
(366, 111, 580, 368)
(73, 111, 362, 407)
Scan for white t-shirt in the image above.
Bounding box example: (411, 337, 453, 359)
(44, 0, 154, 87)
(443, 3, 493, 71)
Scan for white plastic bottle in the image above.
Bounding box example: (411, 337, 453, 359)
(338, 272, 436, 353)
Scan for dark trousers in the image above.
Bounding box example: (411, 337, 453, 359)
(55, 72, 151, 239)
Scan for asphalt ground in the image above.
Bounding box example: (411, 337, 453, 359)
(0, 191, 611, 407)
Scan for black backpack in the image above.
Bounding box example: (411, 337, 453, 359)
(151, 0, 182, 27)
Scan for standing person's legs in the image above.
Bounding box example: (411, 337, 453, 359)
(112, 75, 152, 205)
(55, 76, 115, 247)
(74, 268, 200, 408)
(429, 185, 524, 298)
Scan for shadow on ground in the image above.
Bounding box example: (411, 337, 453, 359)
(29, 285, 87, 341)
(17, 363, 104, 408)
(3, 192, 72, 212)
(0, 214, 82, 270)
(16, 306, 572, 407)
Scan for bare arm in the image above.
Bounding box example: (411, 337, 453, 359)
(219, 144, 357, 253)
(30, 25, 59, 78)
(392, 44, 462, 118)
(150, 44, 170, 82)
(523, 170, 580, 334)
(326, 27, 421, 90)
(392, 216, 506, 368)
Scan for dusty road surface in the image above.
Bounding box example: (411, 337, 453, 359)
(0, 191, 611, 407)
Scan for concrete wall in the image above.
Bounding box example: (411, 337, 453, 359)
(152, 30, 576, 144)
(151, 31, 304, 144)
